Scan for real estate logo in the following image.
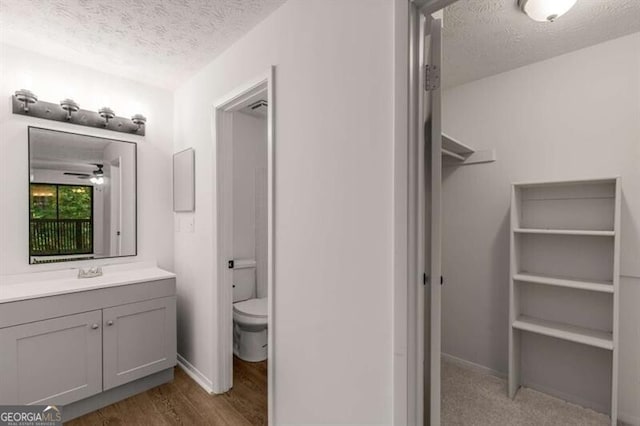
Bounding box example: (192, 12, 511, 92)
(0, 405, 62, 426)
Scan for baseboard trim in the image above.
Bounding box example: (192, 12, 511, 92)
(521, 378, 609, 417)
(442, 352, 506, 379)
(617, 412, 639, 426)
(177, 353, 214, 394)
(618, 412, 639, 426)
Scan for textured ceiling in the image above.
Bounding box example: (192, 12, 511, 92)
(0, 0, 286, 89)
(443, 0, 640, 87)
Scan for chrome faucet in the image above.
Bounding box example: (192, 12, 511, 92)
(78, 266, 103, 278)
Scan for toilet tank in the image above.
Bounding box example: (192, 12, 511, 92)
(233, 267, 256, 302)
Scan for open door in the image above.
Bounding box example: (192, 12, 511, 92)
(424, 14, 443, 426)
(410, 4, 447, 425)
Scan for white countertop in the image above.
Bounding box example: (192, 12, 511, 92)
(0, 262, 176, 304)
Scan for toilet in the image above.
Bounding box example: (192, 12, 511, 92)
(233, 297, 268, 362)
(233, 267, 268, 362)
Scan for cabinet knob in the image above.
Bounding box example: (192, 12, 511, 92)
(107, 320, 114, 326)
(91, 323, 99, 329)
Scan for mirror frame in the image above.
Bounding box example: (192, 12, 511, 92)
(27, 126, 138, 264)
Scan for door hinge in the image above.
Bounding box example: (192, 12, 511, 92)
(423, 273, 428, 285)
(441, 275, 444, 285)
(425, 65, 440, 91)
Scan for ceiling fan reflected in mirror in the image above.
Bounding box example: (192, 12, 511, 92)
(63, 164, 104, 185)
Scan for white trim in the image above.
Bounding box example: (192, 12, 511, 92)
(392, 0, 410, 425)
(177, 354, 214, 394)
(522, 379, 609, 416)
(441, 353, 506, 379)
(407, 4, 427, 425)
(266, 66, 276, 426)
(212, 67, 275, 426)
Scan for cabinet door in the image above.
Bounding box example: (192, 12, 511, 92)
(0, 310, 102, 405)
(103, 296, 176, 390)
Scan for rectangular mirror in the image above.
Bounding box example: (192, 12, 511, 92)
(28, 127, 137, 264)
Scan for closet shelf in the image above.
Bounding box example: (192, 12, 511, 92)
(513, 228, 615, 237)
(440, 133, 497, 165)
(442, 133, 475, 156)
(512, 315, 613, 350)
(233, 259, 257, 269)
(513, 273, 614, 293)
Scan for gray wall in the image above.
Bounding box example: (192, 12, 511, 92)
(441, 33, 640, 422)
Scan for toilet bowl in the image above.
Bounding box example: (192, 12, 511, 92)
(233, 297, 268, 362)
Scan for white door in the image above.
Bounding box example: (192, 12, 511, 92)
(426, 15, 443, 426)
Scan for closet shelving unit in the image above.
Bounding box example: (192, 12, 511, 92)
(508, 177, 621, 425)
(441, 133, 495, 165)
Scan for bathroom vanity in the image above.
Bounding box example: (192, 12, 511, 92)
(0, 262, 176, 421)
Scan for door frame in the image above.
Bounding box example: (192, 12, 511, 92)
(212, 67, 275, 424)
(403, 1, 458, 425)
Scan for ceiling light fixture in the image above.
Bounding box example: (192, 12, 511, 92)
(131, 114, 147, 130)
(60, 98, 80, 121)
(90, 165, 105, 185)
(518, 0, 577, 22)
(15, 89, 37, 112)
(98, 107, 115, 126)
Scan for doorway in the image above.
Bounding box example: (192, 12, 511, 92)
(213, 68, 274, 424)
(409, 1, 635, 425)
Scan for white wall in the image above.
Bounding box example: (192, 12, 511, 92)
(442, 33, 640, 422)
(232, 112, 267, 299)
(173, 0, 395, 423)
(0, 44, 175, 275)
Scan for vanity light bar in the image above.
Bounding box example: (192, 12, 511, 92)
(12, 90, 147, 136)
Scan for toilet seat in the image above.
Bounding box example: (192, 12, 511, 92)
(233, 297, 267, 319)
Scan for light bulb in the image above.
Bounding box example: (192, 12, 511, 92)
(519, 0, 577, 22)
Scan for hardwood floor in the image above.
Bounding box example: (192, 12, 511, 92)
(67, 357, 267, 426)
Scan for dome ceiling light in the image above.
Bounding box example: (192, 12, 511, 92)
(518, 0, 577, 22)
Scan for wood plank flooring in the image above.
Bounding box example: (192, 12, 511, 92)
(67, 357, 267, 426)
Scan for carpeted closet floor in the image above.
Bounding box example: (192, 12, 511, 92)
(442, 358, 610, 426)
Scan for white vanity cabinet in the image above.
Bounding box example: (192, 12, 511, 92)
(0, 266, 176, 421)
(103, 297, 176, 390)
(0, 310, 103, 405)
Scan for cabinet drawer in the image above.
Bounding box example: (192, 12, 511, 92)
(0, 310, 102, 405)
(103, 296, 177, 390)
